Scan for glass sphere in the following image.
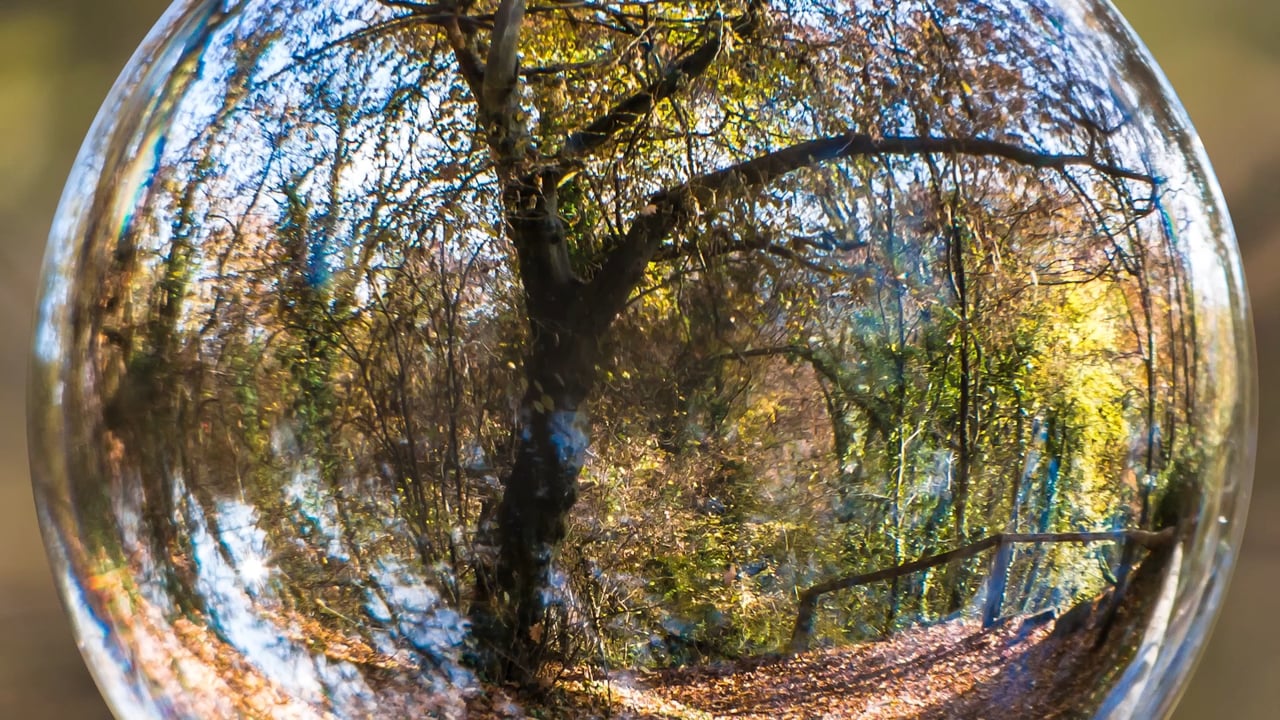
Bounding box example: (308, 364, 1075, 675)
(31, 1, 1254, 718)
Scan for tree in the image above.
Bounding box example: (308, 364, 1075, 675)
(54, 0, 1227, 703)
(391, 0, 1155, 678)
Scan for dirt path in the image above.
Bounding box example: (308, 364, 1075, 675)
(574, 620, 1052, 719)
(543, 599, 1151, 720)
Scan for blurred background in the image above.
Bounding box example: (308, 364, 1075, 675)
(0, 0, 1275, 717)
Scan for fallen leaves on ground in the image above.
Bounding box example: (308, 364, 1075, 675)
(543, 619, 1059, 720)
(81, 552, 1154, 720)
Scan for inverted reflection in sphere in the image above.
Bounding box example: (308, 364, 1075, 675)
(30, 1, 1254, 718)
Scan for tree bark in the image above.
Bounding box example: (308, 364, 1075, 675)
(472, 378, 591, 680)
(469, 169, 604, 680)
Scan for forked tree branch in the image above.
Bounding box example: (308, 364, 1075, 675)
(651, 229, 852, 275)
(578, 131, 1158, 336)
(369, 2, 488, 100)
(558, 2, 763, 161)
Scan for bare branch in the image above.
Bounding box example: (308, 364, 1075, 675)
(579, 131, 1157, 337)
(679, 133, 1158, 211)
(652, 228, 864, 270)
(559, 3, 763, 161)
(367, 2, 488, 100)
(443, 17, 486, 100)
(715, 343, 891, 435)
(378, 0, 438, 9)
(373, 1, 490, 30)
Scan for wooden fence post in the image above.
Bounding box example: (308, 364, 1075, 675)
(982, 536, 1012, 628)
(789, 592, 817, 654)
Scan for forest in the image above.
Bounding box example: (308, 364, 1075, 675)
(30, 0, 1251, 717)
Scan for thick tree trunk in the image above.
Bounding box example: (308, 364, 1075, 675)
(471, 333, 598, 672)
(469, 164, 604, 680)
(473, 383, 590, 680)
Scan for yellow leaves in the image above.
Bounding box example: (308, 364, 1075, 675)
(736, 393, 785, 440)
(555, 168, 580, 188)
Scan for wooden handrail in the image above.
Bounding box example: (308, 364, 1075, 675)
(787, 527, 1175, 653)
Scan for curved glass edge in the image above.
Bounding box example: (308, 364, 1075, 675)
(24, 1, 1258, 718)
(1085, 1, 1258, 717)
(27, 2, 222, 719)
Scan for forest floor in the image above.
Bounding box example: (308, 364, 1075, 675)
(79, 577, 1139, 720)
(470, 606, 1138, 720)
(473, 546, 1176, 720)
(81, 548, 1151, 719)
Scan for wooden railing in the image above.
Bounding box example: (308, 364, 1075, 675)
(788, 527, 1175, 653)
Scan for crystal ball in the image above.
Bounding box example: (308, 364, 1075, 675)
(30, 1, 1254, 718)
